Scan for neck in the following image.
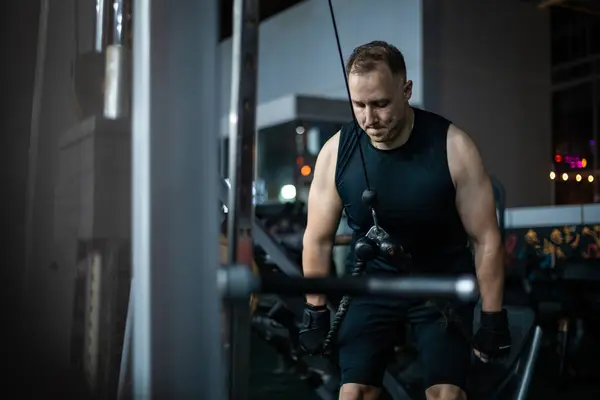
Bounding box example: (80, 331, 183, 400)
(371, 107, 414, 150)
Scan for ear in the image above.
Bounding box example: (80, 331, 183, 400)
(404, 80, 413, 101)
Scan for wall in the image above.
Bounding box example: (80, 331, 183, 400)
(218, 0, 424, 126)
(422, 0, 552, 207)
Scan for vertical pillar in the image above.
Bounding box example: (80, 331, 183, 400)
(131, 0, 222, 398)
(226, 1, 260, 399)
(104, 0, 130, 120)
(593, 79, 599, 202)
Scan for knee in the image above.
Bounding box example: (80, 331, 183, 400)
(425, 384, 467, 400)
(339, 383, 380, 400)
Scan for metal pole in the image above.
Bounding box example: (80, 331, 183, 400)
(23, 0, 49, 297)
(131, 0, 222, 398)
(95, 0, 109, 52)
(593, 80, 599, 202)
(112, 0, 126, 46)
(117, 285, 133, 400)
(515, 326, 543, 400)
(104, 0, 130, 120)
(226, 0, 260, 399)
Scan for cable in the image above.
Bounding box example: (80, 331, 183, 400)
(319, 0, 381, 355)
(322, 260, 366, 354)
(326, 0, 372, 191)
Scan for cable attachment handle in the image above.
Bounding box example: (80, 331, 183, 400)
(360, 188, 400, 259)
(362, 188, 380, 228)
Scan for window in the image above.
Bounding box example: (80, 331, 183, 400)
(550, 7, 598, 66)
(257, 122, 297, 201)
(552, 83, 594, 162)
(552, 83, 595, 204)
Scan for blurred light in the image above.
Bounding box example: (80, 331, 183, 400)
(590, 140, 596, 146)
(562, 173, 568, 181)
(296, 126, 305, 135)
(307, 127, 321, 156)
(300, 165, 312, 176)
(589, 175, 595, 183)
(549, 171, 556, 180)
(582, 158, 588, 168)
(296, 156, 304, 166)
(555, 154, 562, 163)
(280, 184, 297, 200)
(576, 174, 582, 182)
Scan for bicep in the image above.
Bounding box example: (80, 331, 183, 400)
(304, 141, 343, 245)
(451, 130, 499, 245)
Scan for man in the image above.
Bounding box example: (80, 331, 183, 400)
(299, 41, 510, 400)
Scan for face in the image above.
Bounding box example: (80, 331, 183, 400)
(348, 63, 412, 144)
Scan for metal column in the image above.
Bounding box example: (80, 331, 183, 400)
(226, 1, 260, 399)
(593, 79, 599, 202)
(104, 0, 130, 120)
(131, 0, 222, 399)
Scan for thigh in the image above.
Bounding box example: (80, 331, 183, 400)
(408, 301, 474, 391)
(337, 296, 404, 387)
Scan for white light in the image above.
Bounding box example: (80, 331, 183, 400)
(589, 175, 595, 183)
(562, 173, 568, 181)
(296, 126, 305, 135)
(549, 171, 555, 180)
(280, 184, 297, 200)
(576, 174, 582, 182)
(455, 276, 477, 301)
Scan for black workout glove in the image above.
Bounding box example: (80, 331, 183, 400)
(473, 309, 512, 363)
(298, 304, 330, 355)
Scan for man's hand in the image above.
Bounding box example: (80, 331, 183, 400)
(298, 305, 331, 355)
(473, 309, 512, 363)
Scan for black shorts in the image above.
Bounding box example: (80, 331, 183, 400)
(337, 287, 475, 391)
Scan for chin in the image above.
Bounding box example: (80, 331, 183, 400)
(369, 132, 392, 142)
(366, 129, 388, 139)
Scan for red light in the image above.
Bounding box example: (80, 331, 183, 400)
(555, 154, 562, 163)
(296, 156, 304, 166)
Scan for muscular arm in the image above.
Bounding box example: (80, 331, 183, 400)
(448, 125, 504, 312)
(303, 132, 343, 306)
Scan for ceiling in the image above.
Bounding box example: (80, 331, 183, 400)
(219, 0, 305, 40)
(218, 0, 599, 41)
(533, 0, 600, 15)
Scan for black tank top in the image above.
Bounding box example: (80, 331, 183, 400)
(335, 107, 474, 274)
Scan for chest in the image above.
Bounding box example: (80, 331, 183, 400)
(337, 144, 456, 231)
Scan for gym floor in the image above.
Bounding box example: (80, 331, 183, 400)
(5, 312, 600, 399)
(248, 330, 600, 399)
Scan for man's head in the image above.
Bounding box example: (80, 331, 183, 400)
(346, 41, 412, 145)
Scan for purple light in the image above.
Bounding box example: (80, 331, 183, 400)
(571, 162, 576, 168)
(577, 161, 583, 168)
(591, 140, 596, 146)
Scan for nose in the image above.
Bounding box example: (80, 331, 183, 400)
(364, 107, 377, 126)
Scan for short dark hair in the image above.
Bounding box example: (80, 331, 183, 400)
(345, 41, 406, 78)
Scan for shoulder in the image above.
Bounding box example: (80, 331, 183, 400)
(447, 124, 481, 160)
(414, 107, 452, 130)
(415, 107, 451, 122)
(316, 130, 341, 170)
(446, 124, 485, 184)
(413, 108, 452, 147)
